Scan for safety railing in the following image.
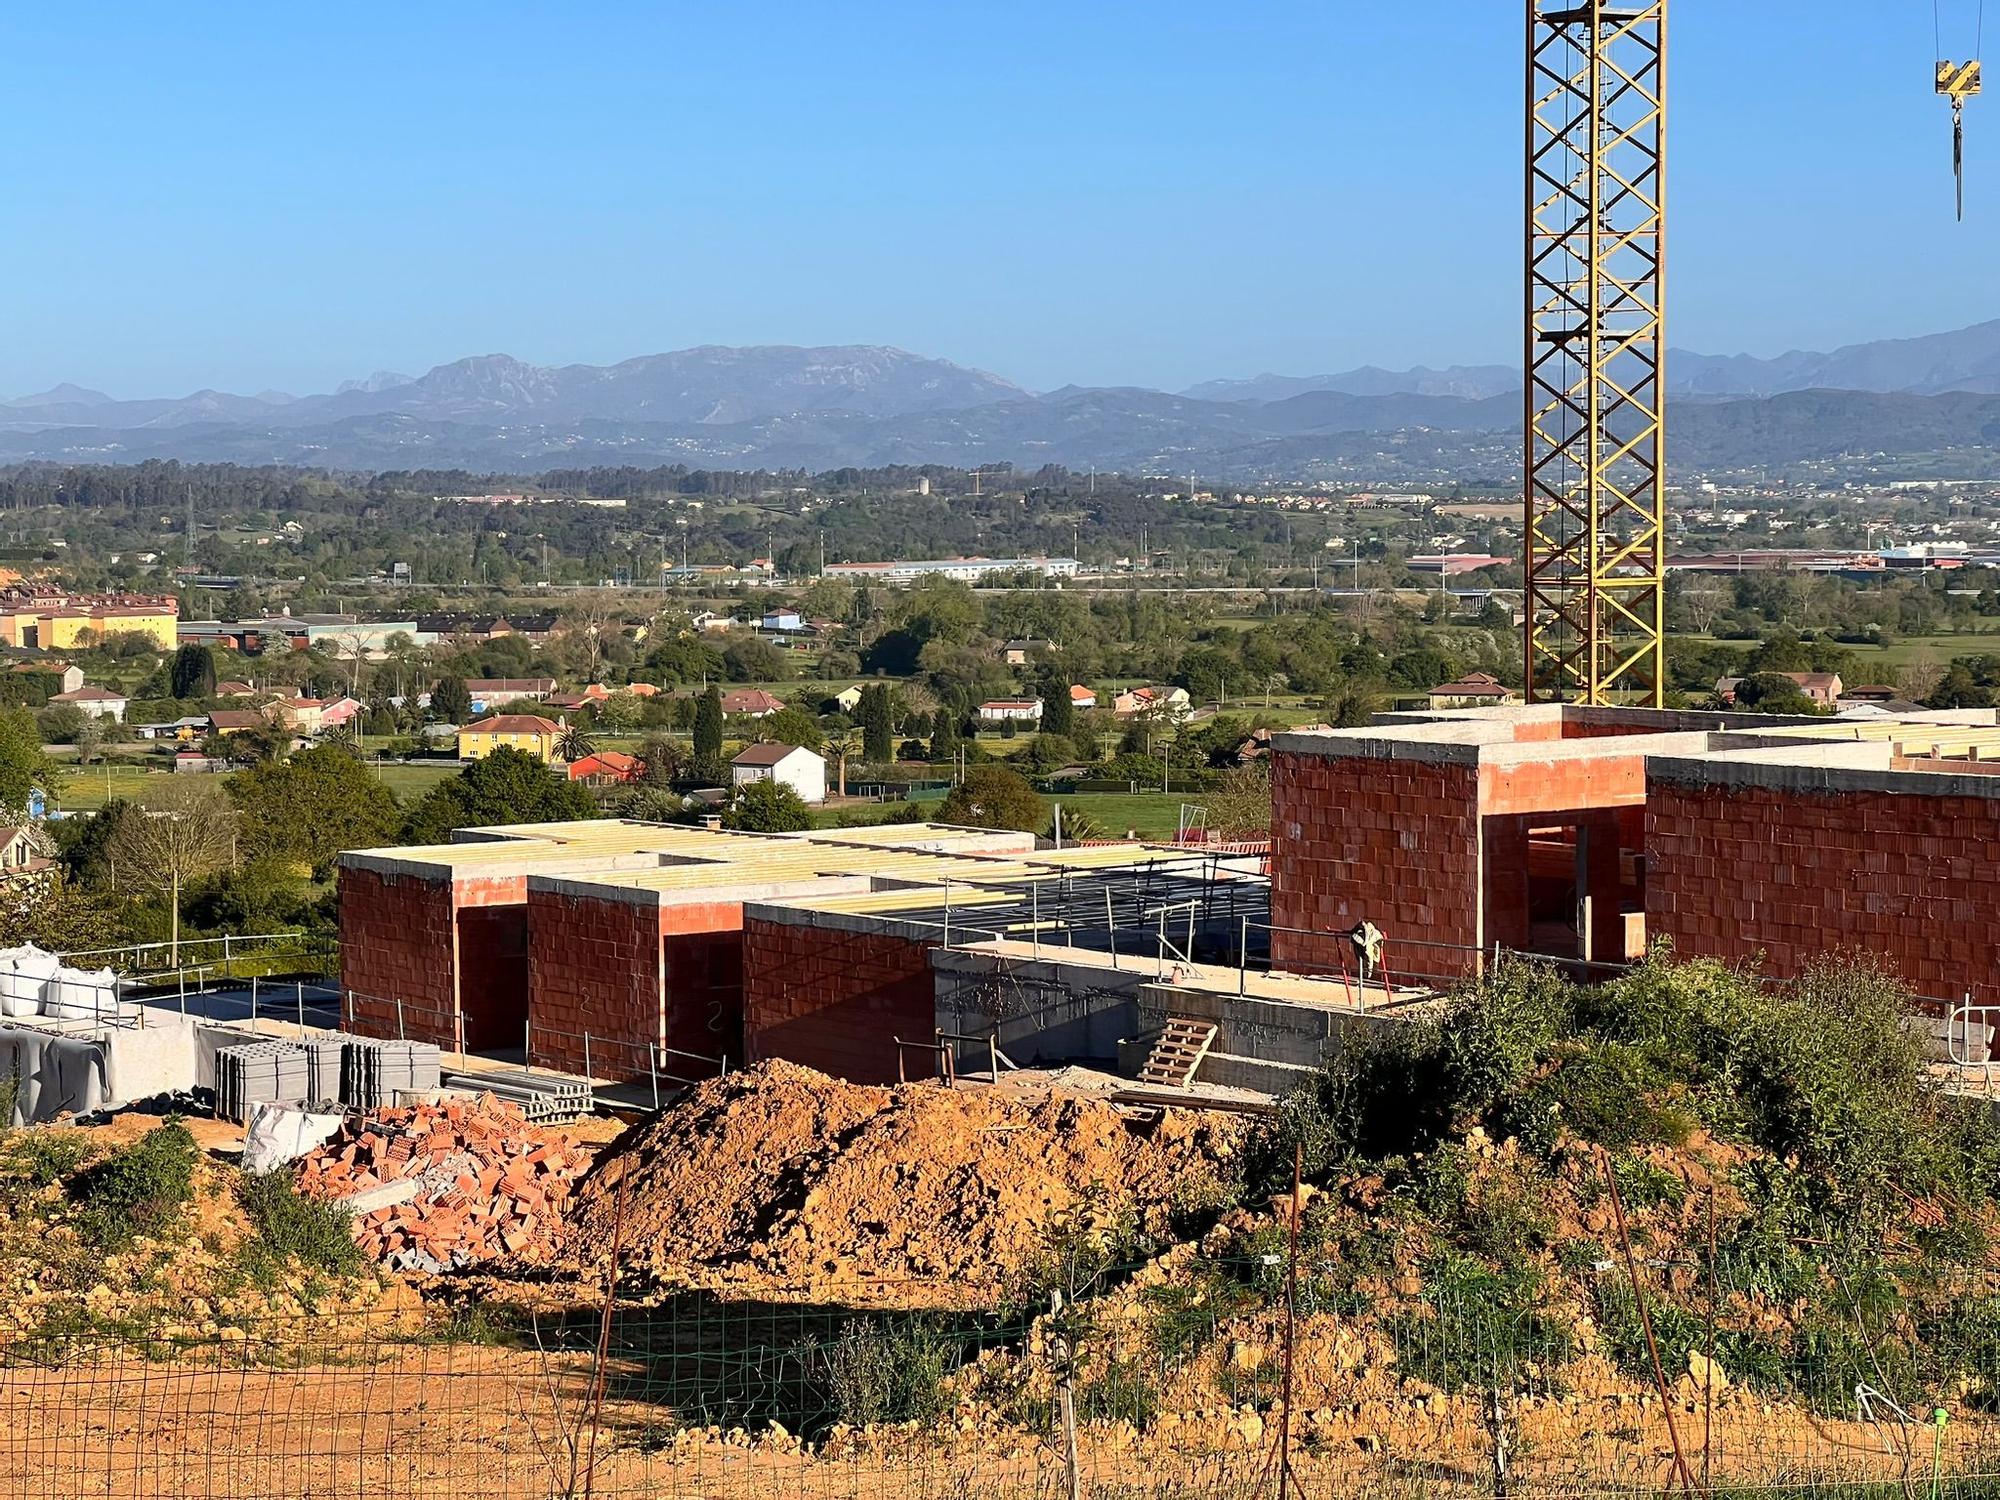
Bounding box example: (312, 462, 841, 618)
(936, 1026, 1018, 1082)
(337, 988, 728, 1110)
(62, 930, 336, 982)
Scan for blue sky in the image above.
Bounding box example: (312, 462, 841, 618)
(2, 1, 1993, 398)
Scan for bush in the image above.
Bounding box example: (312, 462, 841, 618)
(237, 1171, 365, 1279)
(74, 1120, 198, 1248)
(822, 1316, 960, 1427)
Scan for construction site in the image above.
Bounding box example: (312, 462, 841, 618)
(8, 2, 2000, 1497)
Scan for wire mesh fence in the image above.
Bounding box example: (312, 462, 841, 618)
(10, 1237, 2000, 1500)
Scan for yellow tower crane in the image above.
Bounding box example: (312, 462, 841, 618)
(1523, 2, 1980, 707)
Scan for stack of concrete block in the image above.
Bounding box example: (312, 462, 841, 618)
(216, 1041, 315, 1122)
(340, 1039, 442, 1109)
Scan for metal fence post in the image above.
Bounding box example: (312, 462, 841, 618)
(583, 1030, 593, 1082)
(1031, 883, 1040, 958)
(178, 970, 187, 1017)
(395, 994, 406, 1041)
(297, 981, 306, 1034)
(250, 976, 258, 1026)
(1105, 887, 1119, 971)
(222, 933, 232, 981)
(648, 1043, 661, 1110)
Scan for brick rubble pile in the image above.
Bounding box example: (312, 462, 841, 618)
(296, 1095, 588, 1273)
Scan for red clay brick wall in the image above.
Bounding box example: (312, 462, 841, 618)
(339, 866, 457, 1046)
(742, 915, 935, 1084)
(1647, 779, 2000, 1002)
(527, 887, 661, 1081)
(1270, 750, 1482, 976)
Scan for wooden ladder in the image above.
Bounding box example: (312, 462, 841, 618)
(1137, 1018, 1219, 1090)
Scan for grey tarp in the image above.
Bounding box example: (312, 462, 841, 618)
(0, 1025, 111, 1124)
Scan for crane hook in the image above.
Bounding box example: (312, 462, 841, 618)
(1938, 59, 1984, 220)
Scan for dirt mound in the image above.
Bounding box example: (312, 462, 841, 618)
(565, 1060, 1244, 1308)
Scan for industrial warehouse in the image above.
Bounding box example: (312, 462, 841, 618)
(332, 699, 2000, 1098)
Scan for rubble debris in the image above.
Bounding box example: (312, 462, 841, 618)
(295, 1095, 588, 1273)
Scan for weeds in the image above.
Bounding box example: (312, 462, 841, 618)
(72, 1119, 197, 1249)
(235, 1170, 364, 1283)
(822, 1316, 960, 1427)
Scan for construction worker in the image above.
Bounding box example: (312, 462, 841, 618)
(1348, 919, 1384, 988)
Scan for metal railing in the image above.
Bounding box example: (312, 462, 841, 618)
(61, 930, 335, 982)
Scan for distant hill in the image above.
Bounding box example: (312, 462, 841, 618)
(0, 345, 1030, 435)
(5, 328, 1999, 478)
(1184, 321, 2000, 403)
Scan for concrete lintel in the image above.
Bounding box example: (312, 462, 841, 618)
(337, 851, 456, 883)
(528, 873, 667, 908)
(1270, 729, 1485, 767)
(742, 900, 963, 943)
(1477, 728, 1712, 768)
(1647, 748, 2000, 800)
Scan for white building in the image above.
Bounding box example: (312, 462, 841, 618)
(49, 685, 127, 723)
(978, 698, 1045, 724)
(823, 555, 1080, 584)
(729, 743, 827, 804)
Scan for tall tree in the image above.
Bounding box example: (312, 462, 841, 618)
(430, 675, 473, 724)
(229, 744, 400, 873)
(1040, 676, 1075, 737)
(0, 708, 61, 811)
(108, 777, 239, 964)
(693, 685, 724, 762)
(170, 644, 217, 700)
(859, 685, 894, 762)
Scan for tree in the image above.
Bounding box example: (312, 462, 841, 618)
(555, 722, 597, 763)
(938, 766, 1044, 833)
(1202, 765, 1274, 840)
(723, 779, 813, 833)
(401, 746, 598, 843)
(1732, 671, 1822, 716)
(693, 685, 724, 762)
(596, 691, 645, 735)
(859, 684, 894, 762)
(108, 777, 238, 964)
(0, 873, 133, 953)
(0, 708, 61, 810)
(170, 644, 218, 700)
(761, 706, 825, 752)
(430, 675, 473, 723)
(229, 744, 400, 873)
(636, 734, 683, 786)
(930, 710, 960, 766)
(825, 728, 858, 798)
(1040, 679, 1076, 737)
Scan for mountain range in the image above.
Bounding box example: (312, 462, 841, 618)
(2, 323, 1997, 478)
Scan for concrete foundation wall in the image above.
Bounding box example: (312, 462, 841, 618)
(1126, 982, 1411, 1095)
(932, 948, 1149, 1068)
(742, 912, 936, 1083)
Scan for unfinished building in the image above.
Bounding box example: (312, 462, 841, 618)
(1268, 704, 2000, 1008)
(334, 704, 2000, 1101)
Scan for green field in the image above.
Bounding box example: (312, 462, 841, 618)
(51, 762, 166, 812)
(1045, 791, 1199, 841)
(367, 762, 461, 802)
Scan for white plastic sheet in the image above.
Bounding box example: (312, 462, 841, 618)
(240, 1101, 345, 1175)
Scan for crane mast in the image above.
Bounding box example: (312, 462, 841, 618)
(1525, 2, 1667, 706)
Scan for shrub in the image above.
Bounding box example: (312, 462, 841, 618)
(237, 1170, 365, 1279)
(6, 1131, 93, 1187)
(74, 1120, 198, 1248)
(822, 1316, 959, 1427)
